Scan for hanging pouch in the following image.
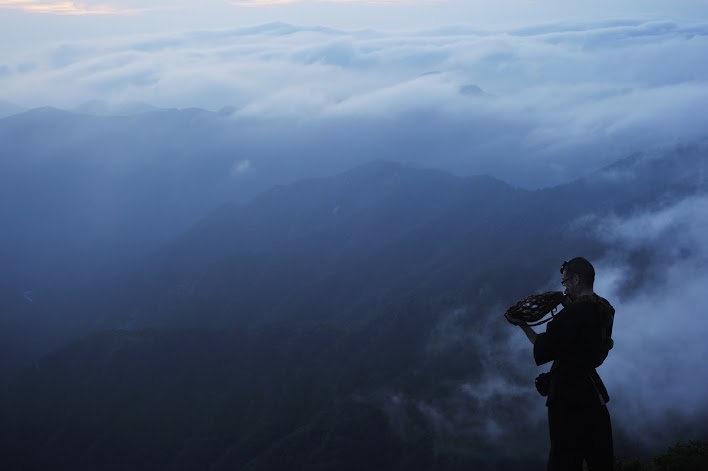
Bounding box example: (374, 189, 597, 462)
(535, 371, 553, 397)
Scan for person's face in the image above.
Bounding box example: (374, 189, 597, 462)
(561, 269, 579, 299)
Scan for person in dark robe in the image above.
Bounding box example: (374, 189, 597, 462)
(506, 257, 615, 471)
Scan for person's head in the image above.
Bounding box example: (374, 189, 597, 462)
(560, 257, 595, 299)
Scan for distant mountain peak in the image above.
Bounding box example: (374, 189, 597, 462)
(339, 159, 414, 177)
(459, 84, 485, 96)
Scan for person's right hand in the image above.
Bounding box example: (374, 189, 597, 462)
(504, 313, 526, 326)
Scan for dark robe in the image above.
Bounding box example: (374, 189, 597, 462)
(533, 295, 615, 471)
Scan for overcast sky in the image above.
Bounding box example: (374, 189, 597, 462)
(2, 1, 705, 37)
(2, 0, 708, 59)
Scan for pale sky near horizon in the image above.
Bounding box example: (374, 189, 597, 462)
(2, 0, 707, 56)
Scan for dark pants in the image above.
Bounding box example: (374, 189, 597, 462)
(547, 402, 613, 471)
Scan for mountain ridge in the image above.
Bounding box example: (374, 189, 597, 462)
(1, 149, 707, 469)
(106, 145, 707, 332)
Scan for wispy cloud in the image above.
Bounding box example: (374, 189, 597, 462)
(0, 0, 446, 15)
(230, 0, 444, 5)
(0, 0, 142, 15)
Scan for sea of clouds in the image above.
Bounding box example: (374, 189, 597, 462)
(2, 19, 708, 187)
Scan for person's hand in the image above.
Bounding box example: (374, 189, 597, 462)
(504, 313, 527, 326)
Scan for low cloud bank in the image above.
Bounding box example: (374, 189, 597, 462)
(1, 20, 707, 188)
(587, 195, 708, 450)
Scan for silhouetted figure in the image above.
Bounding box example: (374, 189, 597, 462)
(506, 257, 615, 470)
